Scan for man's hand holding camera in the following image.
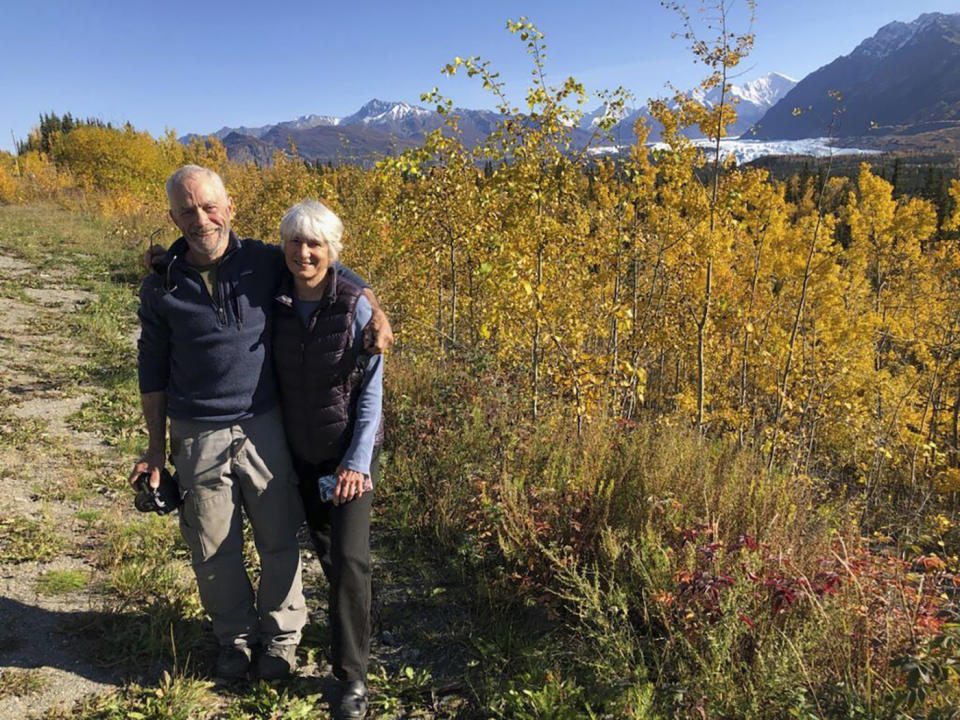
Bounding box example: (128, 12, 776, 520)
(128, 448, 165, 490)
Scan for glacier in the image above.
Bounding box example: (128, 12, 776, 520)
(588, 136, 881, 163)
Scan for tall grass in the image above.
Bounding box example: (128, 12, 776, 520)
(384, 357, 959, 717)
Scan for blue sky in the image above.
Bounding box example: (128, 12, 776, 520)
(2, 0, 959, 152)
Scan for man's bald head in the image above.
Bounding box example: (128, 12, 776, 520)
(166, 165, 228, 208)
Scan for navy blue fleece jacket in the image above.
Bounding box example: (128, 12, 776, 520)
(137, 232, 366, 422)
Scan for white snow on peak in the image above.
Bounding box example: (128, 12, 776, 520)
(730, 72, 798, 108)
(284, 114, 341, 129)
(302, 114, 341, 127)
(584, 102, 634, 128)
(579, 71, 795, 136)
(698, 72, 797, 110)
(345, 100, 432, 125)
(378, 102, 431, 122)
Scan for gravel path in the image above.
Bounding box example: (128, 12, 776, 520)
(0, 252, 123, 718)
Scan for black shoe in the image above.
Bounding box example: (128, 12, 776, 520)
(216, 644, 252, 679)
(257, 643, 297, 680)
(336, 680, 368, 719)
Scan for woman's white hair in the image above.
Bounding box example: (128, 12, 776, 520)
(279, 200, 343, 264)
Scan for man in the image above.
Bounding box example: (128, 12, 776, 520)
(129, 165, 391, 682)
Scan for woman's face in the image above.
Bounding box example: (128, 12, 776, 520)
(284, 233, 330, 287)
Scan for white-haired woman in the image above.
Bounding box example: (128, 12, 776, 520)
(272, 200, 382, 719)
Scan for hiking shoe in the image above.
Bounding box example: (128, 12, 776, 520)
(256, 643, 297, 681)
(336, 680, 368, 719)
(215, 644, 252, 679)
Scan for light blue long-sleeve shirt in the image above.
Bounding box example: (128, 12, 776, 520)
(293, 294, 383, 477)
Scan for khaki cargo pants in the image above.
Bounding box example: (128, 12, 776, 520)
(169, 408, 306, 649)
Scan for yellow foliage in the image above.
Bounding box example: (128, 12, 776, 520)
(182, 136, 228, 174)
(13, 151, 71, 202)
(54, 125, 181, 203)
(228, 152, 327, 244)
(7, 89, 960, 491)
(0, 155, 16, 204)
(935, 468, 960, 494)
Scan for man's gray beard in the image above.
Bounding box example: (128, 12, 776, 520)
(188, 226, 231, 259)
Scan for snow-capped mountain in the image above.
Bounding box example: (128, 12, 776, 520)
(697, 72, 798, 136)
(340, 100, 432, 129)
(337, 99, 441, 139)
(711, 72, 797, 112)
(581, 71, 796, 144)
(181, 99, 507, 163)
(275, 114, 340, 131)
(581, 103, 631, 130)
(752, 12, 960, 139)
(186, 76, 795, 159)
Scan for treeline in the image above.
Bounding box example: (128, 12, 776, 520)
(755, 152, 958, 221)
(14, 112, 113, 155)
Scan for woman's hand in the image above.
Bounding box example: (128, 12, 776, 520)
(334, 466, 368, 505)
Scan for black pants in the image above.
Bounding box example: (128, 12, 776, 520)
(294, 449, 378, 683)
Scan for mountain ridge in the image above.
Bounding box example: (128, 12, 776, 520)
(751, 12, 960, 140)
(181, 71, 794, 163)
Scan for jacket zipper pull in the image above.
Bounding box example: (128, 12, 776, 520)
(233, 286, 242, 328)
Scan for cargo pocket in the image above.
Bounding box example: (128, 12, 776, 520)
(178, 483, 235, 565)
(178, 492, 206, 565)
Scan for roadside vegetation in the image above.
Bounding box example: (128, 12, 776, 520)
(1, 5, 960, 717)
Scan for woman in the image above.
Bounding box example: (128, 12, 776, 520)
(272, 200, 382, 720)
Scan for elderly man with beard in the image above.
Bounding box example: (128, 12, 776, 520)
(129, 165, 391, 681)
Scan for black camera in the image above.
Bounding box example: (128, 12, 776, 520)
(134, 469, 182, 515)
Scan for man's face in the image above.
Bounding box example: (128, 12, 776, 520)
(168, 174, 234, 264)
